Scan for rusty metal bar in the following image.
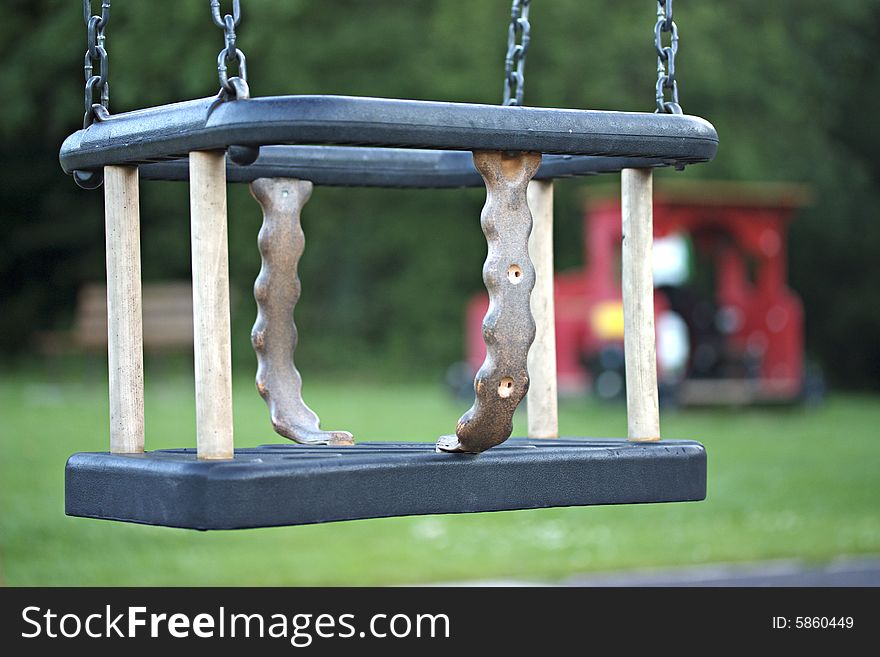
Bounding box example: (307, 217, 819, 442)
(438, 151, 541, 453)
(249, 178, 354, 445)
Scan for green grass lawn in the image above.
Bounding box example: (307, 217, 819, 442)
(1, 363, 878, 585)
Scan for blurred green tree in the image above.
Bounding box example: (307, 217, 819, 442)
(1, 0, 878, 388)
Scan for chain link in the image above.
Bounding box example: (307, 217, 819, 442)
(83, 0, 110, 127)
(211, 0, 249, 99)
(502, 0, 531, 106)
(654, 0, 681, 114)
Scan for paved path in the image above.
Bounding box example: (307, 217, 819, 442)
(562, 556, 880, 587)
(436, 556, 880, 587)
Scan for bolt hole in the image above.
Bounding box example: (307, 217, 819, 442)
(498, 377, 515, 398)
(507, 264, 523, 284)
(281, 190, 289, 198)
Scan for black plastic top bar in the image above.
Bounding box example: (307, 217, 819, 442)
(60, 95, 718, 176)
(138, 146, 675, 188)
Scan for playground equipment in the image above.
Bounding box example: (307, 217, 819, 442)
(463, 182, 814, 405)
(61, 1, 715, 529)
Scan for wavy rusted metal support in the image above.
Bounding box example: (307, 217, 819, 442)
(249, 178, 354, 445)
(438, 151, 541, 454)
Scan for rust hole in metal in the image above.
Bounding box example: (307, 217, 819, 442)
(507, 264, 523, 284)
(498, 377, 515, 398)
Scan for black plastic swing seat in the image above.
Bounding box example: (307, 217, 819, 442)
(59, 95, 718, 184)
(65, 438, 707, 530)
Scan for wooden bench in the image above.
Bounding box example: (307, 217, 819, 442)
(73, 282, 194, 352)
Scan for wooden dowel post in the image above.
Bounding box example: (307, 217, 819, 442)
(526, 180, 559, 439)
(189, 151, 234, 460)
(621, 168, 661, 441)
(104, 165, 145, 454)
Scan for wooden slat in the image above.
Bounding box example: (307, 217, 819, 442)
(526, 180, 559, 439)
(189, 151, 234, 460)
(621, 168, 661, 442)
(104, 165, 145, 454)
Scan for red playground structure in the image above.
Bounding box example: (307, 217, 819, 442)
(462, 182, 818, 405)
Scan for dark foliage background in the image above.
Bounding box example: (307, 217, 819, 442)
(1, 0, 878, 387)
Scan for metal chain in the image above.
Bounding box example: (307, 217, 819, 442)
(655, 0, 681, 114)
(83, 0, 110, 127)
(502, 0, 531, 106)
(211, 0, 250, 99)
